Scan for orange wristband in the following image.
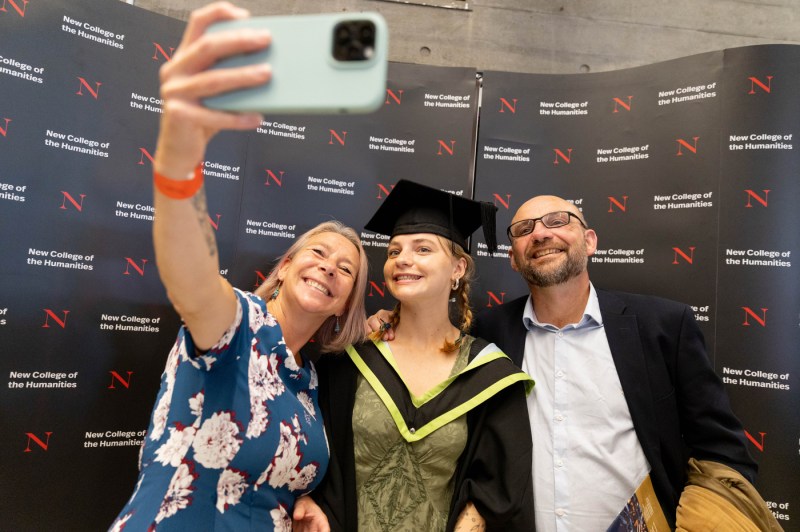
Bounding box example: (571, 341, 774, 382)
(153, 165, 204, 199)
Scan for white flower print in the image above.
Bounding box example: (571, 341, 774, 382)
(150, 395, 171, 442)
(150, 339, 186, 441)
(189, 391, 204, 421)
(290, 463, 320, 492)
(155, 460, 197, 523)
(249, 340, 286, 402)
(216, 468, 249, 513)
(271, 504, 292, 532)
(214, 296, 243, 349)
(297, 391, 316, 420)
(246, 406, 269, 440)
(193, 353, 218, 371)
(284, 348, 300, 372)
(309, 364, 319, 390)
(154, 424, 196, 467)
(257, 416, 318, 492)
(247, 296, 266, 333)
(246, 339, 285, 438)
(108, 512, 132, 532)
(192, 411, 242, 470)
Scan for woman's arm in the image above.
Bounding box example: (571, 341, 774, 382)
(454, 502, 486, 531)
(152, 2, 270, 349)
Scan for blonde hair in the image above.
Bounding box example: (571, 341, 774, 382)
(369, 236, 475, 353)
(255, 221, 368, 353)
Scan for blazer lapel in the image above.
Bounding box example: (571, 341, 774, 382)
(597, 291, 662, 463)
(504, 296, 529, 368)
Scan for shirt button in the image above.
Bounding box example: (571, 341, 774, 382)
(409, 427, 415, 434)
(557, 331, 564, 338)
(555, 508, 566, 517)
(555, 459, 563, 468)
(556, 370, 564, 379)
(554, 412, 564, 422)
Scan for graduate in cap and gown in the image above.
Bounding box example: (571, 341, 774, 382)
(308, 179, 535, 531)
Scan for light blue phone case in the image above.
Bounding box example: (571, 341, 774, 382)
(203, 12, 388, 114)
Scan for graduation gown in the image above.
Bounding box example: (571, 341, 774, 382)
(313, 337, 535, 531)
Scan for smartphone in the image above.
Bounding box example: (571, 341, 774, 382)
(202, 12, 388, 114)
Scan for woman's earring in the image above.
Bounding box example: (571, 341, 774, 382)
(451, 278, 460, 290)
(334, 316, 341, 334)
(271, 282, 281, 300)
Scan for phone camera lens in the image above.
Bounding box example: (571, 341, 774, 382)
(333, 20, 376, 61)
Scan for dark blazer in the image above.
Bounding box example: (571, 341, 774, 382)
(472, 288, 757, 529)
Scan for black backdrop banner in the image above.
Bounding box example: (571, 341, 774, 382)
(1, 1, 797, 530)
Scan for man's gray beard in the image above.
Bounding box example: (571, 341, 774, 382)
(514, 245, 588, 288)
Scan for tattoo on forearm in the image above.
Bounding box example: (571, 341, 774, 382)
(191, 187, 217, 257)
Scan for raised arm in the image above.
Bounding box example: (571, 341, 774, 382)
(152, 2, 270, 349)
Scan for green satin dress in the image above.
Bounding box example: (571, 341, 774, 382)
(351, 341, 470, 532)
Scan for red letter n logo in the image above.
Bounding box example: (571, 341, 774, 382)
(0, 118, 11, 137)
(744, 430, 766, 452)
(499, 98, 517, 114)
(42, 309, 69, 329)
(376, 183, 394, 200)
(748, 76, 773, 94)
(437, 139, 456, 156)
(741, 307, 767, 327)
(486, 291, 506, 308)
(152, 42, 174, 62)
(672, 246, 695, 265)
(60, 191, 86, 212)
(612, 96, 633, 113)
(744, 189, 770, 208)
(138, 147, 154, 167)
(264, 169, 284, 187)
(24, 432, 52, 452)
(493, 194, 511, 210)
(329, 130, 347, 146)
(254, 270, 267, 290)
(385, 89, 403, 105)
(675, 137, 699, 156)
(1, 0, 29, 17)
(368, 281, 386, 298)
(553, 148, 572, 165)
(207, 214, 222, 230)
(108, 371, 134, 389)
(608, 196, 628, 213)
(76, 77, 102, 99)
(123, 258, 148, 276)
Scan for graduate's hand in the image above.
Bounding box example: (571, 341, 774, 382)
(292, 496, 330, 532)
(454, 502, 486, 531)
(365, 309, 394, 341)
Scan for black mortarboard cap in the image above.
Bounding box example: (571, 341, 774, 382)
(363, 179, 498, 254)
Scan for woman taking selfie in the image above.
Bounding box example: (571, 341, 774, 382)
(110, 3, 368, 530)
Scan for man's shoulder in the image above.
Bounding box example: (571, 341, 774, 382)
(597, 288, 691, 316)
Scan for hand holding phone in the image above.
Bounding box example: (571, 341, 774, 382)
(202, 12, 389, 114)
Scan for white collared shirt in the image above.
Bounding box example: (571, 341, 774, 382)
(521, 284, 649, 532)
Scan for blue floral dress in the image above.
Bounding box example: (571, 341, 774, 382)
(110, 289, 328, 531)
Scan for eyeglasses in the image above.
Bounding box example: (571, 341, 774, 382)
(506, 211, 587, 240)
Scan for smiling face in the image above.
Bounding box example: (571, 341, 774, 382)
(277, 232, 360, 319)
(384, 233, 466, 304)
(508, 196, 596, 288)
